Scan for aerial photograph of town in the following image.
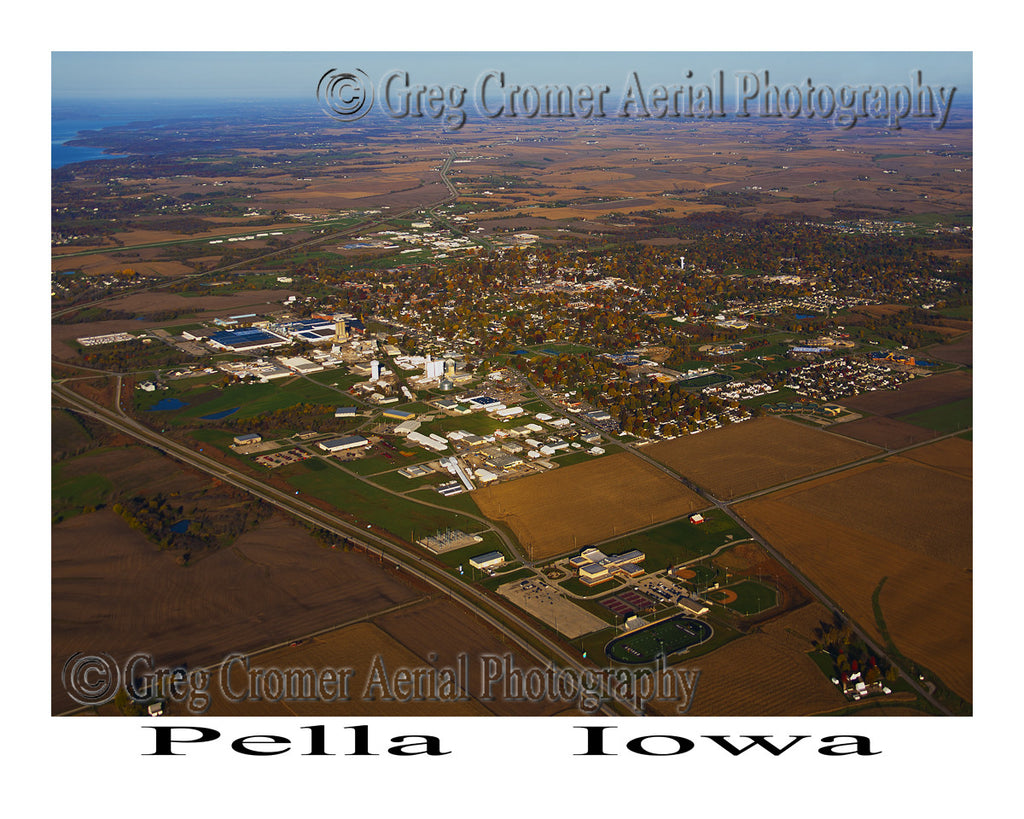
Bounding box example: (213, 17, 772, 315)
(50, 47, 975, 730)
(34, 25, 1010, 806)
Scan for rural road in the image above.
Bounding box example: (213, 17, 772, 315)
(52, 378, 633, 716)
(526, 380, 960, 715)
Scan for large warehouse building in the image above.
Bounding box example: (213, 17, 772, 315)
(318, 435, 370, 453)
(206, 327, 289, 352)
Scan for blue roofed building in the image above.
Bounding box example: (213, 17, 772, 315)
(206, 327, 289, 351)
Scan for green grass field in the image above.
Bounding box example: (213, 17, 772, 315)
(605, 615, 713, 664)
(899, 397, 972, 434)
(678, 373, 731, 389)
(599, 510, 749, 572)
(740, 387, 801, 408)
(283, 459, 481, 541)
(52, 463, 114, 522)
(429, 410, 505, 437)
(678, 563, 721, 591)
(407, 485, 482, 517)
(366, 467, 440, 492)
(713, 580, 777, 615)
(137, 376, 349, 423)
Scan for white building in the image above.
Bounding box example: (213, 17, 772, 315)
(318, 435, 370, 452)
(469, 551, 505, 570)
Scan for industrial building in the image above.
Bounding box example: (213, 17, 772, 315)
(407, 431, 448, 452)
(270, 316, 359, 345)
(465, 395, 504, 412)
(276, 356, 324, 374)
(495, 406, 525, 419)
(469, 551, 506, 571)
(318, 435, 370, 453)
(206, 327, 289, 352)
(440, 455, 474, 489)
(398, 463, 434, 479)
(233, 433, 262, 445)
(436, 480, 465, 497)
(424, 355, 445, 380)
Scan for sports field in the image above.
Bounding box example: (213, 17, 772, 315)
(605, 615, 712, 664)
(709, 580, 777, 615)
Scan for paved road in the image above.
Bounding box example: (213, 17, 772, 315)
(52, 379, 633, 716)
(524, 380, 958, 714)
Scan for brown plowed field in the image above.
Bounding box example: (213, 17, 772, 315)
(850, 705, 929, 716)
(660, 616, 847, 716)
(52, 511, 424, 714)
(116, 598, 573, 717)
(843, 371, 972, 417)
(759, 602, 835, 653)
(373, 598, 566, 716)
(645, 417, 881, 500)
(831, 416, 937, 449)
(170, 621, 492, 717)
(901, 437, 972, 479)
(733, 451, 972, 703)
(924, 334, 972, 366)
(471, 452, 704, 560)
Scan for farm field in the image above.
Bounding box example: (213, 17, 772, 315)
(471, 451, 705, 560)
(186, 621, 492, 717)
(645, 417, 881, 500)
(900, 397, 972, 434)
(189, 598, 575, 717)
(830, 415, 937, 449)
(843, 371, 972, 417)
(657, 630, 848, 716)
(733, 443, 972, 703)
(899, 436, 972, 478)
(52, 511, 425, 714)
(923, 333, 972, 366)
(373, 598, 569, 716)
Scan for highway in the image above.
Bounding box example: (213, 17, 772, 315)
(51, 146, 952, 716)
(52, 377, 631, 716)
(51, 156, 458, 322)
(52, 150, 636, 714)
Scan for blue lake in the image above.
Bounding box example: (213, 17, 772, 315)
(148, 398, 187, 411)
(170, 520, 191, 534)
(200, 407, 239, 420)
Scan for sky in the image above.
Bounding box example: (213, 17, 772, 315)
(51, 51, 972, 102)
